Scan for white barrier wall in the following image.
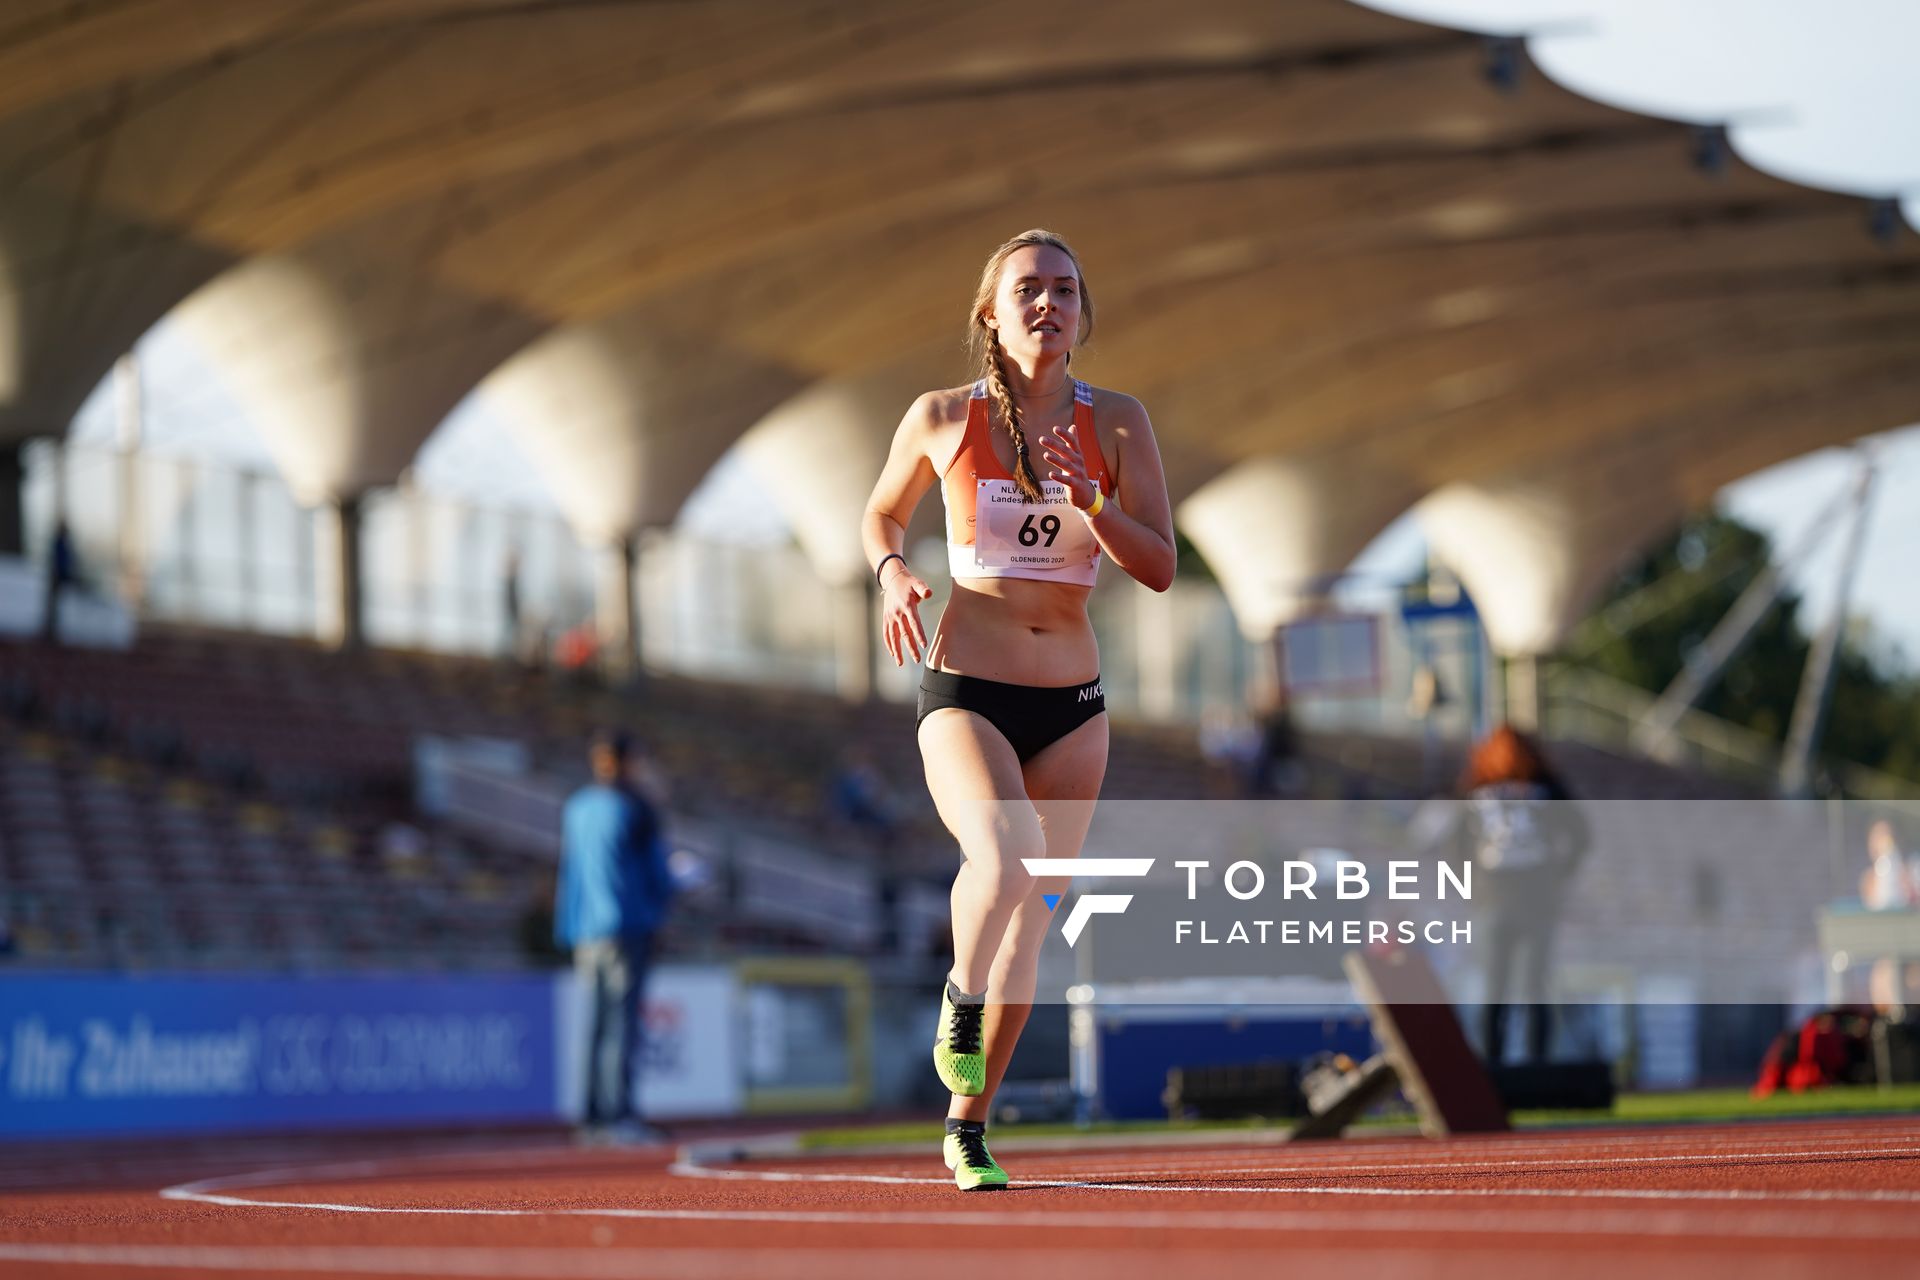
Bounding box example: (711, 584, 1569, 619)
(639, 967, 747, 1118)
(552, 964, 744, 1121)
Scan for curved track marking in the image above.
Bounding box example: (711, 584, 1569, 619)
(1029, 1141, 1920, 1180)
(0, 1243, 1009, 1278)
(145, 1131, 1920, 1242)
(783, 1136, 1920, 1189)
(0, 1243, 1433, 1278)
(1070, 1127, 1920, 1168)
(151, 1173, 1920, 1242)
(669, 1159, 1920, 1203)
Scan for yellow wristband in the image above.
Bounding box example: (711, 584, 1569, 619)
(1084, 488, 1105, 519)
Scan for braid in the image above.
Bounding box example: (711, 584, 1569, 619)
(984, 337, 1047, 503)
(964, 228, 1094, 506)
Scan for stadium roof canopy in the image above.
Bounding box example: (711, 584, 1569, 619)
(1, 0, 1915, 652)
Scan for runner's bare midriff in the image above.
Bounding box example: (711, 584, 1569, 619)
(925, 577, 1098, 687)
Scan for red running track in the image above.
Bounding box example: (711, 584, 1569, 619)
(5, 1117, 1920, 1278)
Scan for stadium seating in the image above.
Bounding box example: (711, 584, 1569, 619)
(1, 626, 1778, 973)
(0, 726, 541, 972)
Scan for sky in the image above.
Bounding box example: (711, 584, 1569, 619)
(68, 0, 1920, 672)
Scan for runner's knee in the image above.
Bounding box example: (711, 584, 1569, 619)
(962, 826, 1046, 897)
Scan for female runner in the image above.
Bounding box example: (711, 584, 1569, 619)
(860, 229, 1175, 1190)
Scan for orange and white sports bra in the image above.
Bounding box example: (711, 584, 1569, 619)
(939, 379, 1113, 587)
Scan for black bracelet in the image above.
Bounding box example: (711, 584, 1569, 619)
(874, 553, 905, 586)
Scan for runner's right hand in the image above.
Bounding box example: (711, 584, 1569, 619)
(880, 564, 932, 666)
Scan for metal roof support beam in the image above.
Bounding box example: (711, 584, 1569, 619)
(1629, 462, 1862, 760)
(1779, 452, 1879, 797)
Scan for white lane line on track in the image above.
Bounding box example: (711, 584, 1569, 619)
(153, 1162, 1920, 1240)
(0, 1242, 1871, 1278)
(152, 1183, 1920, 1242)
(0, 1244, 1438, 1278)
(0, 1244, 1013, 1278)
(1063, 1127, 1920, 1162)
(790, 1121, 1920, 1165)
(1018, 1142, 1920, 1180)
(988, 1134, 1920, 1173)
(667, 1160, 1920, 1203)
(1323, 1123, 1920, 1147)
(149, 1146, 670, 1198)
(105, 1121, 1920, 1195)
(150, 1135, 1920, 1245)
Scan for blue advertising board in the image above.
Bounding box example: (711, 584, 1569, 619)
(0, 973, 560, 1139)
(1095, 1007, 1376, 1120)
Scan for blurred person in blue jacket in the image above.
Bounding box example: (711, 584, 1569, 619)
(555, 728, 676, 1142)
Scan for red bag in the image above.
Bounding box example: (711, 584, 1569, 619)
(1753, 1007, 1877, 1098)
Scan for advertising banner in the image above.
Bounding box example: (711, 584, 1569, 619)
(0, 973, 557, 1140)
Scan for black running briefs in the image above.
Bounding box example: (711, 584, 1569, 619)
(915, 669, 1106, 764)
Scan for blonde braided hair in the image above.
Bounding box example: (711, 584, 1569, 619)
(965, 229, 1094, 503)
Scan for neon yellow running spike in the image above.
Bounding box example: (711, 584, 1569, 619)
(933, 984, 986, 1096)
(943, 1127, 1008, 1191)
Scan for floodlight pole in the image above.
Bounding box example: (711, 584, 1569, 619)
(1629, 465, 1862, 761)
(1779, 453, 1879, 797)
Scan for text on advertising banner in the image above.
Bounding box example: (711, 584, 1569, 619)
(0, 973, 558, 1139)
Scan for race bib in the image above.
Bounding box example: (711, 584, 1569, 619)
(974, 478, 1100, 572)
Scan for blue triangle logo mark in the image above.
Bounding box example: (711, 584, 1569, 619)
(1042, 894, 1062, 912)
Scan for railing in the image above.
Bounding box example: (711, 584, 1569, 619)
(431, 743, 893, 952)
(22, 437, 1274, 721)
(1544, 662, 1916, 799)
(25, 437, 1914, 798)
